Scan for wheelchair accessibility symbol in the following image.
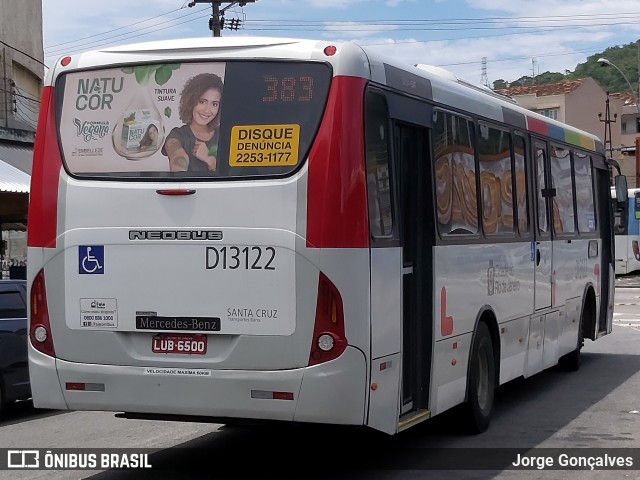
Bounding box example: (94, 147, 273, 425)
(79, 245, 104, 274)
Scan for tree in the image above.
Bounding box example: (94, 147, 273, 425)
(493, 39, 639, 94)
(535, 71, 565, 84)
(493, 79, 508, 90)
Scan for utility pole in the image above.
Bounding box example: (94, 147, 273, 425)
(212, 1, 221, 37)
(1, 48, 7, 127)
(637, 39, 640, 186)
(598, 92, 618, 183)
(480, 57, 489, 88)
(637, 39, 640, 110)
(188, 1, 257, 37)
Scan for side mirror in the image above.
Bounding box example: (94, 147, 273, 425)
(615, 175, 628, 203)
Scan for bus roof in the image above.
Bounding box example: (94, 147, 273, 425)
(48, 36, 603, 154)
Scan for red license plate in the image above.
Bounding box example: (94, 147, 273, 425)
(151, 334, 207, 354)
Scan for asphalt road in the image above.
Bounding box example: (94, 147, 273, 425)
(1, 283, 639, 479)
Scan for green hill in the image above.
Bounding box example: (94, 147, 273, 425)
(493, 40, 640, 94)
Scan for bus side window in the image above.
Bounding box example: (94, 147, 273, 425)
(550, 145, 576, 234)
(513, 135, 529, 235)
(433, 110, 477, 236)
(364, 90, 393, 237)
(535, 145, 549, 234)
(574, 152, 596, 233)
(634, 192, 640, 220)
(478, 123, 513, 235)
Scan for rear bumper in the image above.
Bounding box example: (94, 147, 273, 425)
(28, 345, 368, 425)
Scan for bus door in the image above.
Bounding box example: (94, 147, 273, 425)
(395, 122, 431, 417)
(534, 141, 553, 310)
(611, 189, 628, 273)
(630, 192, 640, 269)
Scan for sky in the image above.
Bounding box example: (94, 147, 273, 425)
(41, 0, 640, 88)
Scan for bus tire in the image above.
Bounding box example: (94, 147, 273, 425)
(560, 330, 582, 372)
(0, 377, 5, 412)
(464, 322, 495, 434)
(558, 304, 588, 372)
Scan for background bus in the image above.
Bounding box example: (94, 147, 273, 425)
(612, 187, 640, 275)
(28, 37, 618, 435)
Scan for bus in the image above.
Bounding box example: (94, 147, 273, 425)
(28, 37, 622, 435)
(611, 187, 640, 275)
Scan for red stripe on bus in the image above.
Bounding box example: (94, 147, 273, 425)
(527, 116, 549, 136)
(28, 86, 62, 248)
(306, 76, 369, 248)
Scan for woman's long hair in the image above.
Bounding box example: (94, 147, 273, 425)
(138, 123, 158, 149)
(178, 73, 224, 129)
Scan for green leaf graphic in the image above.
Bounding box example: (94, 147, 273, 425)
(155, 65, 173, 86)
(123, 63, 181, 85)
(134, 65, 153, 85)
(124, 112, 136, 124)
(164, 106, 172, 118)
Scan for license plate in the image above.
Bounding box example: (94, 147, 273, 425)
(151, 334, 207, 354)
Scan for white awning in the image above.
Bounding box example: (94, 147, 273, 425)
(0, 160, 30, 193)
(0, 143, 32, 175)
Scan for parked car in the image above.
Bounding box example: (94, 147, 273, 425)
(0, 279, 30, 410)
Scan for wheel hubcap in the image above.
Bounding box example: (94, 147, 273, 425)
(476, 345, 490, 411)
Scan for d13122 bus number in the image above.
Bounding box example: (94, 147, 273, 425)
(206, 246, 276, 270)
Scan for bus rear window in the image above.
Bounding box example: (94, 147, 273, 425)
(56, 61, 331, 180)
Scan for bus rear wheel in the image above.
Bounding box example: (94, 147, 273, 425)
(0, 378, 5, 413)
(464, 322, 495, 434)
(559, 298, 590, 372)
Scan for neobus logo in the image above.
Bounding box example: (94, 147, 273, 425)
(129, 230, 223, 241)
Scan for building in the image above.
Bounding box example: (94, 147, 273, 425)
(609, 92, 640, 186)
(0, 0, 44, 277)
(496, 78, 640, 186)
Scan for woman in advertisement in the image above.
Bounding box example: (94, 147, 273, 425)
(137, 124, 159, 152)
(162, 73, 224, 172)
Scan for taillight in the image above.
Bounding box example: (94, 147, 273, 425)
(309, 272, 347, 366)
(28, 85, 62, 248)
(633, 240, 640, 261)
(30, 269, 56, 357)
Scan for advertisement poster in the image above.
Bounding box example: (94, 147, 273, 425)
(59, 62, 227, 174)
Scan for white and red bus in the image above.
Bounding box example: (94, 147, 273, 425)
(28, 37, 620, 435)
(611, 187, 640, 275)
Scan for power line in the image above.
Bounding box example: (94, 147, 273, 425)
(46, 10, 640, 57)
(0, 87, 41, 104)
(39, 9, 640, 83)
(12, 84, 40, 103)
(14, 110, 36, 127)
(188, 1, 256, 37)
(44, 16, 210, 61)
(15, 97, 40, 114)
(44, 7, 186, 49)
(45, 8, 210, 59)
(246, 12, 640, 25)
(240, 19, 640, 32)
(0, 40, 46, 67)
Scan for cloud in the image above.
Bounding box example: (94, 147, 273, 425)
(306, 0, 368, 8)
(323, 21, 398, 38)
(41, 0, 640, 84)
(385, 0, 415, 6)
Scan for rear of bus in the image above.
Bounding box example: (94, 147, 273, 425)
(27, 38, 373, 427)
(612, 188, 640, 275)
